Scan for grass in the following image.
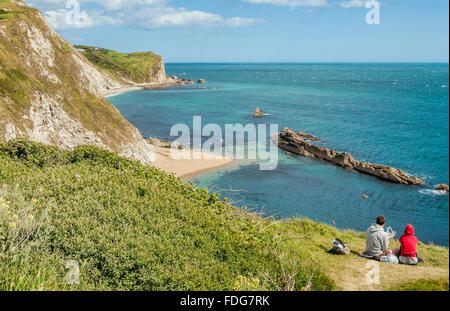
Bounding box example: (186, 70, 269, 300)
(0, 0, 27, 20)
(0, 140, 447, 291)
(389, 278, 449, 291)
(0, 140, 334, 291)
(272, 219, 449, 291)
(75, 45, 163, 84)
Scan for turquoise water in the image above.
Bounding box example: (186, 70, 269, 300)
(109, 63, 449, 246)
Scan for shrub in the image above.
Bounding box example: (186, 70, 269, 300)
(0, 140, 335, 291)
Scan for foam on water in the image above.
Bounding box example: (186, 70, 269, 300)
(419, 189, 449, 196)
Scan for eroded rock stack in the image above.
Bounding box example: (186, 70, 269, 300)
(253, 108, 264, 118)
(275, 128, 422, 185)
(436, 184, 449, 193)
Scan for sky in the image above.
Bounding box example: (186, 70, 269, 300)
(24, 0, 449, 63)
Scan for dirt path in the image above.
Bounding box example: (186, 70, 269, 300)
(324, 253, 448, 291)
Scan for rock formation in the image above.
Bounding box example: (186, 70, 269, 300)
(436, 184, 449, 193)
(0, 0, 154, 163)
(253, 108, 264, 118)
(275, 128, 422, 185)
(147, 137, 183, 150)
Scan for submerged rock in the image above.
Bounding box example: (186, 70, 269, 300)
(274, 128, 422, 185)
(436, 184, 449, 193)
(253, 107, 264, 118)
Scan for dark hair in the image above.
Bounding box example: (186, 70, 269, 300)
(376, 216, 386, 226)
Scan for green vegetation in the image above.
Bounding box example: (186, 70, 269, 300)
(0, 0, 27, 20)
(75, 45, 163, 84)
(0, 140, 334, 291)
(273, 219, 449, 291)
(389, 278, 449, 291)
(0, 140, 447, 291)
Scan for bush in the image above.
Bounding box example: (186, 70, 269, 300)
(0, 140, 335, 291)
(0, 139, 62, 167)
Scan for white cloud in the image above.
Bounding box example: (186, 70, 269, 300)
(338, 0, 365, 8)
(242, 0, 329, 7)
(134, 7, 259, 29)
(226, 17, 260, 27)
(242, 0, 379, 8)
(44, 9, 120, 29)
(24, 0, 259, 30)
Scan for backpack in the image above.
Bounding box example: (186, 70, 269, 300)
(328, 238, 350, 255)
(380, 253, 399, 264)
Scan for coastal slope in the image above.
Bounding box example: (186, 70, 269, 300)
(0, 140, 447, 291)
(75, 45, 174, 85)
(0, 0, 153, 162)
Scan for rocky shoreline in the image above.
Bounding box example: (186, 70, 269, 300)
(274, 128, 422, 185)
(103, 76, 207, 96)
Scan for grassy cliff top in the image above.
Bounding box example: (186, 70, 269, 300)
(0, 140, 448, 291)
(75, 45, 163, 84)
(0, 0, 31, 19)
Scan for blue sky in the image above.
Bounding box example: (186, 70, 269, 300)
(25, 0, 449, 62)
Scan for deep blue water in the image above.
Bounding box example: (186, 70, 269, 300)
(109, 63, 449, 246)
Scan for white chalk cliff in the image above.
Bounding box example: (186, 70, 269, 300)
(0, 0, 160, 162)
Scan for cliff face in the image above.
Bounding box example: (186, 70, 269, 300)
(0, 0, 154, 162)
(75, 45, 175, 85)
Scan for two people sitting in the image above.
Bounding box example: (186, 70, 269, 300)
(361, 215, 421, 265)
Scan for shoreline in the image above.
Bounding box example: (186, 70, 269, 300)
(103, 83, 233, 178)
(103, 79, 200, 97)
(103, 81, 231, 178)
(103, 82, 178, 97)
(151, 147, 234, 179)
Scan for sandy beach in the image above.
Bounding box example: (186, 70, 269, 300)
(103, 85, 146, 97)
(151, 147, 233, 179)
(104, 84, 232, 177)
(102, 81, 189, 97)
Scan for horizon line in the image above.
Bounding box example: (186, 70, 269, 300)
(165, 61, 450, 64)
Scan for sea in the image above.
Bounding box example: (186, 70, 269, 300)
(109, 63, 449, 246)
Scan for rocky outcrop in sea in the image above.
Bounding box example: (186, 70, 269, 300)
(274, 128, 422, 185)
(253, 108, 264, 118)
(436, 184, 449, 193)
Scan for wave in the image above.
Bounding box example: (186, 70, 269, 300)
(419, 189, 448, 196)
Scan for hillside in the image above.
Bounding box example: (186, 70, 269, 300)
(0, 0, 153, 162)
(75, 45, 172, 85)
(0, 140, 448, 291)
(0, 140, 334, 291)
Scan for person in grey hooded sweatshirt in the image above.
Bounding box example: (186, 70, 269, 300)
(362, 216, 397, 260)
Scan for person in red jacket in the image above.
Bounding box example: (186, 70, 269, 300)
(398, 224, 420, 265)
